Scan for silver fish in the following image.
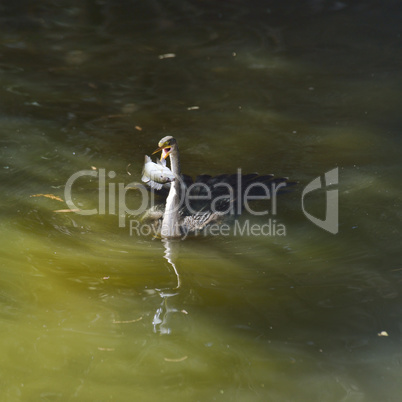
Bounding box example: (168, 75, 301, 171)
(141, 155, 175, 190)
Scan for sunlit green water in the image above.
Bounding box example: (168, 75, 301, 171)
(0, 1, 401, 401)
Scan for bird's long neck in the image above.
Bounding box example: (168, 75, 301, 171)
(169, 147, 180, 176)
(161, 149, 181, 238)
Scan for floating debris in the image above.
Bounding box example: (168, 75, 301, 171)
(121, 103, 139, 114)
(31, 194, 63, 202)
(113, 317, 143, 324)
(126, 163, 132, 176)
(54, 208, 81, 213)
(378, 331, 389, 337)
(158, 53, 176, 59)
(164, 356, 188, 362)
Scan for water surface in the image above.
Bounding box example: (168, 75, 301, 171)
(0, 1, 401, 401)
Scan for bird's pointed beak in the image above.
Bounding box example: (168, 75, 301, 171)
(152, 144, 171, 160)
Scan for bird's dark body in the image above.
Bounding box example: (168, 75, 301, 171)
(142, 167, 295, 236)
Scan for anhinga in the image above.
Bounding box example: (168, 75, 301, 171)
(142, 136, 292, 239)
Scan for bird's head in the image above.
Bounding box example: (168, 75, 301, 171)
(152, 136, 177, 160)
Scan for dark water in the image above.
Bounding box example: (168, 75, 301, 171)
(0, 1, 401, 400)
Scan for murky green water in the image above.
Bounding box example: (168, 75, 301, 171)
(1, 1, 401, 400)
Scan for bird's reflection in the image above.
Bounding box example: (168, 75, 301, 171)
(152, 239, 183, 334)
(161, 238, 181, 289)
